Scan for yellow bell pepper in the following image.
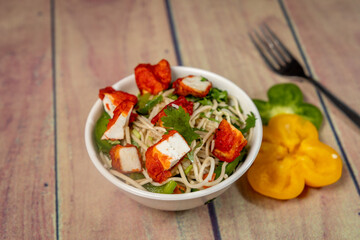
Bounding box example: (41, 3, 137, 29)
(247, 114, 342, 200)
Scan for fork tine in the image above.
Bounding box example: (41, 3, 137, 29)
(253, 29, 284, 67)
(248, 31, 278, 71)
(259, 25, 288, 65)
(262, 23, 295, 60)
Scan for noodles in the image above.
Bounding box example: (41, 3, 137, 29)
(109, 169, 147, 191)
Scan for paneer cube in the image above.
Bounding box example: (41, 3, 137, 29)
(172, 75, 212, 98)
(212, 119, 247, 162)
(134, 59, 171, 95)
(110, 144, 142, 173)
(145, 130, 190, 183)
(102, 100, 135, 140)
(99, 86, 137, 118)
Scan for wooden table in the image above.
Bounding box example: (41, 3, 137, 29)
(1, 0, 360, 239)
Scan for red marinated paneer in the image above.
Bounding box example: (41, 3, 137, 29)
(172, 75, 212, 98)
(212, 119, 247, 162)
(134, 59, 171, 95)
(110, 144, 143, 173)
(99, 86, 137, 118)
(145, 130, 190, 183)
(102, 100, 136, 140)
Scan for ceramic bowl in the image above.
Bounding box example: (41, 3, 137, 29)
(85, 66, 262, 211)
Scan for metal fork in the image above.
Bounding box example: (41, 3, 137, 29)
(249, 23, 360, 128)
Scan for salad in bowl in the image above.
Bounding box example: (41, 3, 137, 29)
(85, 59, 262, 210)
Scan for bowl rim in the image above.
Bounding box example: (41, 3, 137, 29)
(85, 66, 262, 201)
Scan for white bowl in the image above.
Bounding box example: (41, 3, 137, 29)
(85, 66, 262, 211)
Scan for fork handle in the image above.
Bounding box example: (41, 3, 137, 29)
(305, 76, 360, 128)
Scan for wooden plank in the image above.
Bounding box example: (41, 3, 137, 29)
(55, 0, 215, 239)
(284, 0, 360, 190)
(0, 1, 55, 239)
(171, 0, 360, 239)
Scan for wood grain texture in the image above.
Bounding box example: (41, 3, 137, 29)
(2, 0, 359, 239)
(284, 0, 360, 192)
(0, 1, 55, 239)
(171, 0, 360, 239)
(55, 0, 214, 239)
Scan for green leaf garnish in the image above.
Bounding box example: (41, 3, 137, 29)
(209, 88, 228, 103)
(198, 98, 213, 106)
(161, 106, 200, 144)
(186, 87, 228, 106)
(240, 112, 256, 134)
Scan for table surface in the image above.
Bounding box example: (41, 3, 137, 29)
(1, 0, 360, 239)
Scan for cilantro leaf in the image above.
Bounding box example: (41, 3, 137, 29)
(209, 88, 228, 103)
(161, 106, 200, 144)
(187, 87, 228, 106)
(197, 98, 213, 106)
(240, 112, 256, 134)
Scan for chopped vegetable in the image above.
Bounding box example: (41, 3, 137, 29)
(214, 149, 247, 179)
(199, 112, 220, 123)
(136, 93, 151, 108)
(143, 180, 177, 194)
(184, 165, 193, 175)
(94, 111, 117, 153)
(132, 129, 141, 139)
(202, 173, 216, 188)
(161, 106, 200, 144)
(128, 172, 145, 180)
(129, 168, 181, 194)
(131, 139, 140, 148)
(252, 83, 323, 129)
(136, 94, 163, 115)
(166, 93, 179, 100)
(173, 184, 186, 194)
(247, 114, 342, 200)
(187, 140, 202, 162)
